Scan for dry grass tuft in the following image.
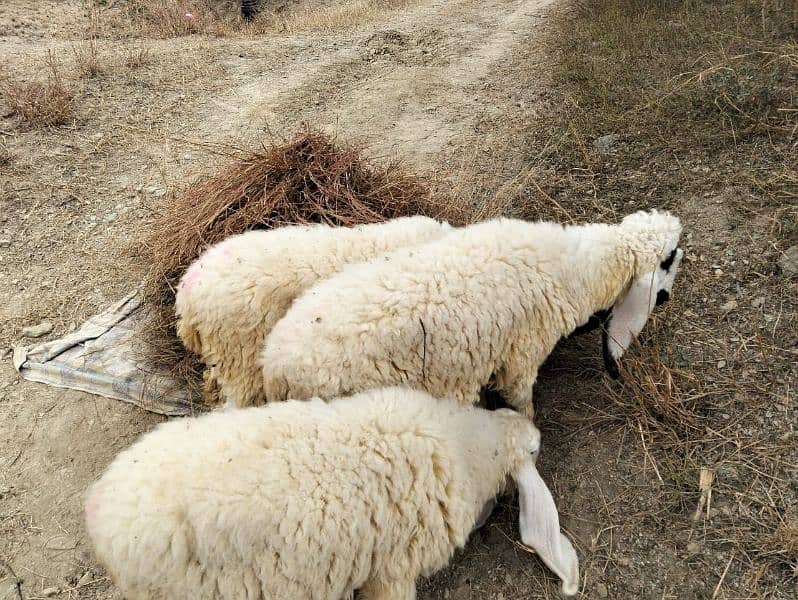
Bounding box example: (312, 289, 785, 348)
(122, 0, 239, 36)
(2, 52, 74, 129)
(73, 39, 103, 79)
(274, 0, 413, 33)
(603, 340, 703, 441)
(136, 129, 459, 400)
(124, 45, 151, 69)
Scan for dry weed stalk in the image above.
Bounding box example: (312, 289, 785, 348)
(2, 51, 74, 128)
(73, 39, 103, 79)
(125, 45, 151, 69)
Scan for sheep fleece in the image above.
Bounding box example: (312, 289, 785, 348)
(175, 216, 451, 407)
(84, 387, 535, 600)
(261, 211, 682, 411)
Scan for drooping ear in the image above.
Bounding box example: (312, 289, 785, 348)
(602, 248, 684, 376)
(514, 458, 580, 596)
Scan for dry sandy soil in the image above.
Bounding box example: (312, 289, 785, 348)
(1, 1, 796, 599)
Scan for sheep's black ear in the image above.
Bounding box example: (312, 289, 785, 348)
(660, 247, 678, 271)
(602, 325, 621, 379)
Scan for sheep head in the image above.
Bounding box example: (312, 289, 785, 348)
(602, 210, 684, 377)
(569, 210, 684, 378)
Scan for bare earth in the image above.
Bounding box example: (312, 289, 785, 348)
(1, 1, 796, 599)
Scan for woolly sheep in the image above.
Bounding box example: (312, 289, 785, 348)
(84, 387, 579, 599)
(261, 210, 683, 414)
(175, 216, 452, 408)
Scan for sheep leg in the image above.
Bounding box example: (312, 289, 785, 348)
(502, 373, 537, 419)
(360, 577, 416, 600)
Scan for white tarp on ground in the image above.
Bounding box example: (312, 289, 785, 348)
(12, 289, 197, 416)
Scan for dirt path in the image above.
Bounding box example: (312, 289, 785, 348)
(1, 1, 560, 598)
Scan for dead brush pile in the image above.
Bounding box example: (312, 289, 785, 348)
(138, 130, 458, 402)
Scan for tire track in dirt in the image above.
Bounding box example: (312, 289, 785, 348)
(204, 0, 554, 167)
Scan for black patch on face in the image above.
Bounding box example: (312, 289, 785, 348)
(601, 319, 621, 380)
(569, 308, 611, 338)
(655, 289, 670, 306)
(660, 247, 678, 271)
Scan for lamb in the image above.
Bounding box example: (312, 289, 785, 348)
(84, 386, 579, 599)
(174, 216, 451, 408)
(261, 209, 683, 414)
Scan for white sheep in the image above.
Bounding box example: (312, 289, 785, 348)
(175, 216, 452, 408)
(84, 386, 579, 599)
(261, 210, 683, 414)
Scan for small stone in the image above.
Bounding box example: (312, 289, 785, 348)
(41, 588, 59, 597)
(717, 360, 726, 369)
(596, 583, 608, 598)
(778, 245, 798, 277)
(154, 189, 167, 197)
(719, 300, 737, 312)
(714, 268, 724, 276)
(22, 321, 53, 338)
(686, 542, 701, 554)
(594, 133, 619, 153)
(78, 571, 92, 586)
(751, 297, 765, 308)
(0, 239, 10, 247)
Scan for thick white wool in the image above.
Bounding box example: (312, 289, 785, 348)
(175, 216, 451, 408)
(261, 210, 682, 414)
(84, 387, 579, 599)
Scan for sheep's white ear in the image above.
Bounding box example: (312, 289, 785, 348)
(603, 247, 684, 378)
(514, 458, 580, 596)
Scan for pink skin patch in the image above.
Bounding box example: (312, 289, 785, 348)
(179, 266, 202, 294)
(84, 483, 104, 527)
(179, 242, 236, 293)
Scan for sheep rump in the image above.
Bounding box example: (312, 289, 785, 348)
(175, 216, 451, 408)
(84, 387, 559, 599)
(261, 210, 682, 413)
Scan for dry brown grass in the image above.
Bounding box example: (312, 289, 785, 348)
(72, 39, 103, 79)
(500, 0, 798, 592)
(120, 0, 240, 36)
(274, 0, 413, 33)
(136, 129, 460, 400)
(104, 0, 419, 36)
(2, 52, 74, 129)
(124, 45, 151, 69)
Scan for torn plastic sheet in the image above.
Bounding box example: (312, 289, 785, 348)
(12, 289, 198, 416)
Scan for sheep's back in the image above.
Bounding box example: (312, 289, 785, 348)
(262, 224, 561, 402)
(86, 396, 466, 598)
